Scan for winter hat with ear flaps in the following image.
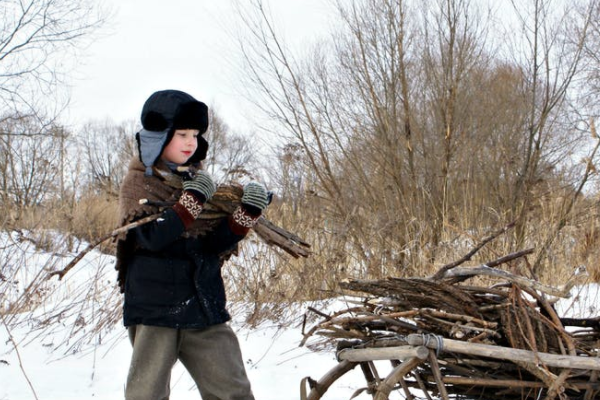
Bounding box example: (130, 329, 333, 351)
(136, 89, 209, 175)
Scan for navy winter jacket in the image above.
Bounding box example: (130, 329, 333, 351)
(123, 208, 245, 329)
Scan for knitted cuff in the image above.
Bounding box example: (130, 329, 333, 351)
(228, 206, 260, 236)
(173, 191, 204, 229)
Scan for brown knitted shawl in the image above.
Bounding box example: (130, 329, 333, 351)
(115, 158, 224, 292)
(118, 158, 222, 238)
(118, 158, 181, 227)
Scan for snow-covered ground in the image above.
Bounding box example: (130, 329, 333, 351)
(1, 314, 355, 400)
(1, 230, 598, 400)
(0, 230, 373, 400)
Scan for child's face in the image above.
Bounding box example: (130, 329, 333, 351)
(161, 129, 200, 164)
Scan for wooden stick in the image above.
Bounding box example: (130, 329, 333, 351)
(303, 360, 358, 400)
(47, 214, 161, 280)
(319, 310, 419, 328)
(420, 313, 501, 338)
(547, 368, 570, 400)
(428, 375, 600, 391)
(49, 189, 311, 281)
(374, 357, 424, 400)
(337, 346, 429, 362)
(412, 371, 434, 400)
(419, 308, 498, 329)
(561, 317, 600, 330)
(398, 377, 416, 400)
(407, 334, 600, 371)
(518, 285, 578, 399)
(437, 264, 585, 298)
(428, 350, 450, 400)
(584, 342, 600, 400)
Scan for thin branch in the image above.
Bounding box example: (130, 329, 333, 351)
(431, 222, 516, 279)
(47, 213, 161, 280)
(0, 313, 40, 400)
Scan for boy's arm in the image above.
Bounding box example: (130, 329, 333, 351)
(134, 208, 186, 250)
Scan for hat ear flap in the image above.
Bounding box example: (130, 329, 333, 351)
(137, 129, 170, 175)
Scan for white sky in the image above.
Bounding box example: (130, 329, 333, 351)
(66, 0, 331, 133)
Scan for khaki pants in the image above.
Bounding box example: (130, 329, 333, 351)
(125, 323, 255, 400)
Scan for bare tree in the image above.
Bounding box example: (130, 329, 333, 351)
(232, 0, 491, 275)
(0, 116, 64, 217)
(77, 119, 136, 197)
(0, 0, 107, 118)
(204, 109, 260, 183)
(0, 0, 107, 230)
(231, 0, 600, 287)
(497, 0, 597, 252)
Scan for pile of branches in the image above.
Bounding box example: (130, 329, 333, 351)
(301, 234, 600, 399)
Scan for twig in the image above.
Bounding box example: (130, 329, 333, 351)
(431, 222, 515, 279)
(420, 313, 501, 338)
(428, 350, 450, 400)
(419, 308, 498, 329)
(431, 248, 535, 285)
(1, 313, 40, 400)
(307, 306, 332, 320)
(47, 213, 161, 280)
(584, 341, 600, 400)
(484, 248, 535, 268)
(437, 263, 585, 298)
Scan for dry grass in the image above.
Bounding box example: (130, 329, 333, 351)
(1, 184, 599, 346)
(4, 189, 600, 296)
(69, 195, 119, 254)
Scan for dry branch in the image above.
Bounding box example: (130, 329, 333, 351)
(431, 222, 516, 279)
(337, 345, 429, 362)
(437, 264, 587, 298)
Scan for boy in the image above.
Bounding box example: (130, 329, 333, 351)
(116, 89, 268, 400)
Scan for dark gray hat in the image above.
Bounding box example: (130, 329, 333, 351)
(136, 89, 209, 175)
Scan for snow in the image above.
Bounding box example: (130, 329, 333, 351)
(0, 231, 370, 400)
(0, 317, 348, 400)
(1, 230, 598, 400)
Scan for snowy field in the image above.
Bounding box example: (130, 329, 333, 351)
(0, 231, 374, 400)
(0, 314, 354, 400)
(1, 230, 598, 400)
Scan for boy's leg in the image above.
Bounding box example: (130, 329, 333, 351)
(178, 323, 255, 400)
(125, 325, 178, 400)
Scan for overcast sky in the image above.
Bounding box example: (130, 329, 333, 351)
(66, 0, 331, 133)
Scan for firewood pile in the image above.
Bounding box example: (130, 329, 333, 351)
(301, 247, 600, 399)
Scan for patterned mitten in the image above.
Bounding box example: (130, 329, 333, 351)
(174, 171, 216, 228)
(183, 170, 217, 203)
(230, 182, 270, 233)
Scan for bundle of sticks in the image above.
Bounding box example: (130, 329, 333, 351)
(49, 184, 311, 281)
(198, 184, 311, 258)
(301, 248, 600, 399)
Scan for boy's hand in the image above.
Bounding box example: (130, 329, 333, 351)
(229, 182, 271, 233)
(241, 182, 270, 214)
(183, 171, 216, 203)
(174, 171, 216, 227)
